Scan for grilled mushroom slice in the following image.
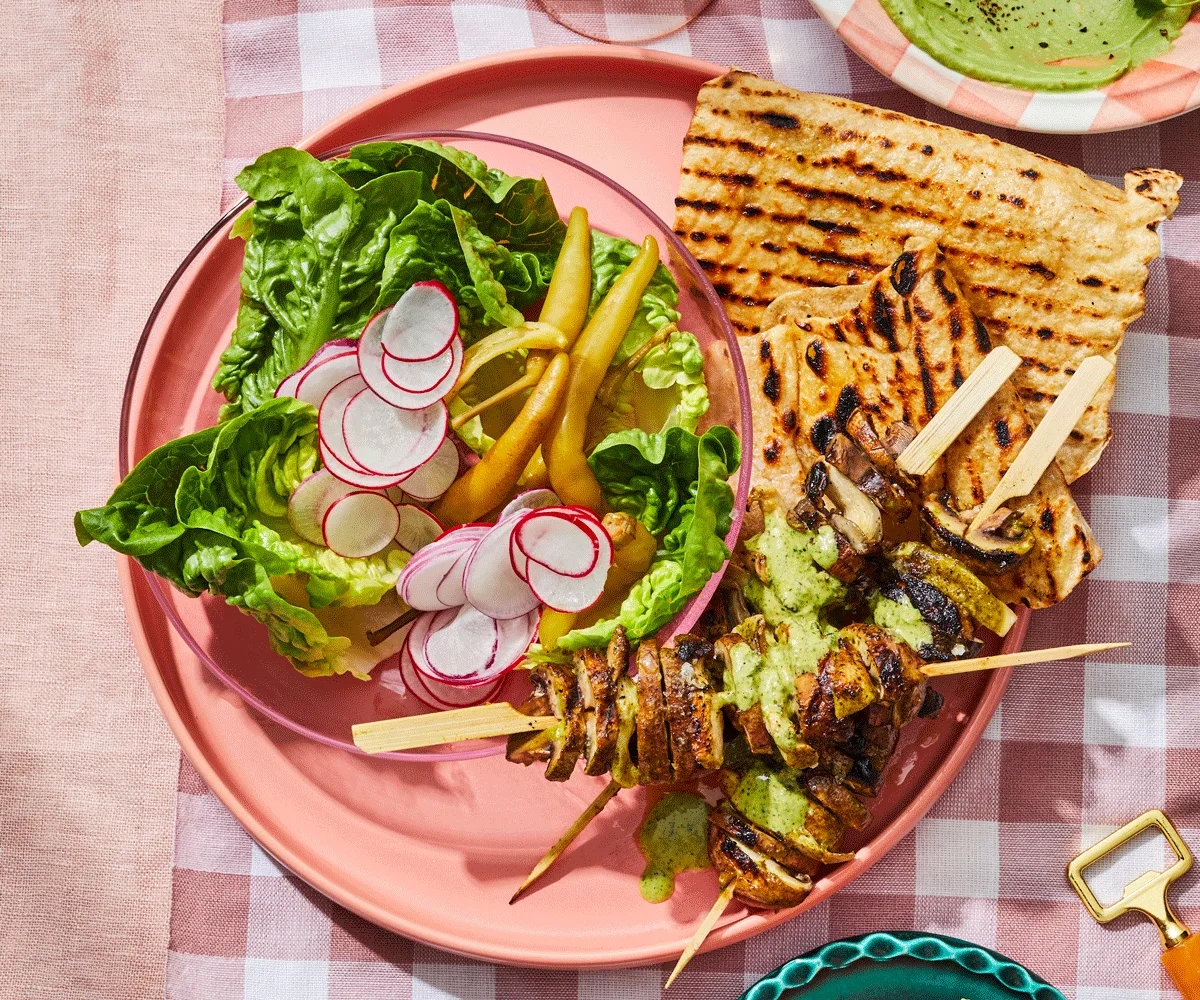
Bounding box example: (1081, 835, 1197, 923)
(786, 497, 867, 584)
(576, 647, 619, 777)
(611, 675, 640, 788)
(804, 461, 883, 555)
(825, 430, 915, 521)
(806, 773, 871, 830)
(889, 541, 1017, 638)
(921, 494, 1033, 575)
(505, 686, 556, 765)
(634, 639, 672, 785)
(660, 644, 700, 781)
(538, 664, 586, 781)
(709, 802, 823, 878)
(708, 827, 815, 909)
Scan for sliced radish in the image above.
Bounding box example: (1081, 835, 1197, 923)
(287, 469, 356, 544)
(494, 609, 540, 675)
(381, 281, 459, 362)
(525, 518, 613, 613)
(515, 510, 600, 579)
(420, 605, 498, 681)
(296, 351, 360, 410)
(395, 524, 488, 610)
(434, 546, 473, 608)
(395, 437, 459, 502)
(499, 489, 561, 522)
(386, 485, 406, 504)
(319, 376, 408, 488)
(360, 313, 463, 410)
(381, 341, 456, 392)
(342, 389, 447, 476)
(397, 642, 506, 707)
(321, 491, 401, 558)
(463, 518, 540, 620)
(395, 505, 443, 553)
(275, 370, 303, 399)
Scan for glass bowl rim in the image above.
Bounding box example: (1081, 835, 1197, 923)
(119, 127, 753, 762)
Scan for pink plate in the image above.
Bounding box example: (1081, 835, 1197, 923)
(120, 47, 1027, 968)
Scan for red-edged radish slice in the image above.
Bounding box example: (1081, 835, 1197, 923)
(319, 376, 408, 488)
(508, 528, 531, 583)
(499, 489, 561, 522)
(395, 524, 487, 610)
(462, 518, 540, 620)
(525, 518, 613, 613)
(360, 313, 462, 410)
(380, 281, 458, 362)
(515, 510, 600, 579)
(381, 340, 456, 392)
(296, 351, 360, 410)
(395, 505, 443, 553)
(395, 643, 505, 708)
(493, 608, 540, 674)
(275, 370, 304, 398)
(419, 605, 499, 682)
(395, 437, 459, 502)
(287, 469, 356, 544)
(342, 390, 447, 476)
(321, 491, 400, 558)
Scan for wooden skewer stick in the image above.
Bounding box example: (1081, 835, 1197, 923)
(968, 354, 1114, 533)
(921, 641, 1128, 676)
(510, 779, 622, 904)
(351, 702, 555, 754)
(665, 880, 738, 989)
(350, 642, 1128, 753)
(896, 345, 1022, 477)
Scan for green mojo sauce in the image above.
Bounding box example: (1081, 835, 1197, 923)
(637, 792, 712, 903)
(729, 763, 813, 838)
(869, 593, 933, 652)
(880, 0, 1197, 91)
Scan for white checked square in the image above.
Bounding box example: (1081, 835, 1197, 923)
(762, 17, 852, 95)
(451, 4, 534, 61)
(165, 952, 245, 1000)
(915, 818, 999, 898)
(604, 14, 692, 54)
(578, 967, 663, 999)
(174, 793, 252, 875)
(1076, 990, 1164, 1000)
(1085, 495, 1169, 583)
(413, 946, 496, 999)
(1083, 662, 1166, 748)
(250, 840, 291, 877)
(1078, 824, 1174, 906)
(1110, 331, 1170, 416)
(224, 15, 301, 99)
(244, 958, 329, 999)
(297, 8, 382, 91)
(983, 703, 1003, 741)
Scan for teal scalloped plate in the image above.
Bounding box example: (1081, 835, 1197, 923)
(740, 932, 1067, 1000)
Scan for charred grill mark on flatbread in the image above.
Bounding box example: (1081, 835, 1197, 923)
(675, 71, 1178, 483)
(810, 219, 861, 235)
(806, 339, 826, 377)
(913, 338, 937, 419)
(836, 386, 861, 428)
(811, 415, 835, 452)
(871, 286, 899, 352)
(974, 318, 992, 353)
(891, 252, 919, 295)
(994, 419, 1011, 448)
(763, 364, 781, 402)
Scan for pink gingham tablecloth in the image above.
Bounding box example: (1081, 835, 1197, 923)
(165, 2, 1200, 997)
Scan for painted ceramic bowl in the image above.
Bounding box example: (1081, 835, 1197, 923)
(741, 931, 1068, 1000)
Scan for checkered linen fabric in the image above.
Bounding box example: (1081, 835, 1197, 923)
(165, 2, 1200, 996)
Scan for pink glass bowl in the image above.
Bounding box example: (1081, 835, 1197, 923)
(120, 131, 751, 762)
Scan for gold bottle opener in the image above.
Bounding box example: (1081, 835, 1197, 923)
(1068, 809, 1200, 997)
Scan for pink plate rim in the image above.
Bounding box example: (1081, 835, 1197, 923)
(117, 45, 1025, 967)
(810, 0, 1200, 133)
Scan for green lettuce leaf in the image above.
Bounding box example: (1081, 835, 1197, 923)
(559, 425, 740, 651)
(589, 232, 681, 364)
(75, 397, 406, 677)
(214, 140, 567, 416)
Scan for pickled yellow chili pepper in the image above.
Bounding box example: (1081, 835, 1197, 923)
(434, 353, 571, 525)
(544, 235, 659, 511)
(519, 207, 592, 489)
(451, 322, 569, 399)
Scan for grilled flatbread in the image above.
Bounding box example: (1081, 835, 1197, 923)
(675, 70, 1180, 482)
(785, 236, 1099, 609)
(739, 324, 806, 508)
